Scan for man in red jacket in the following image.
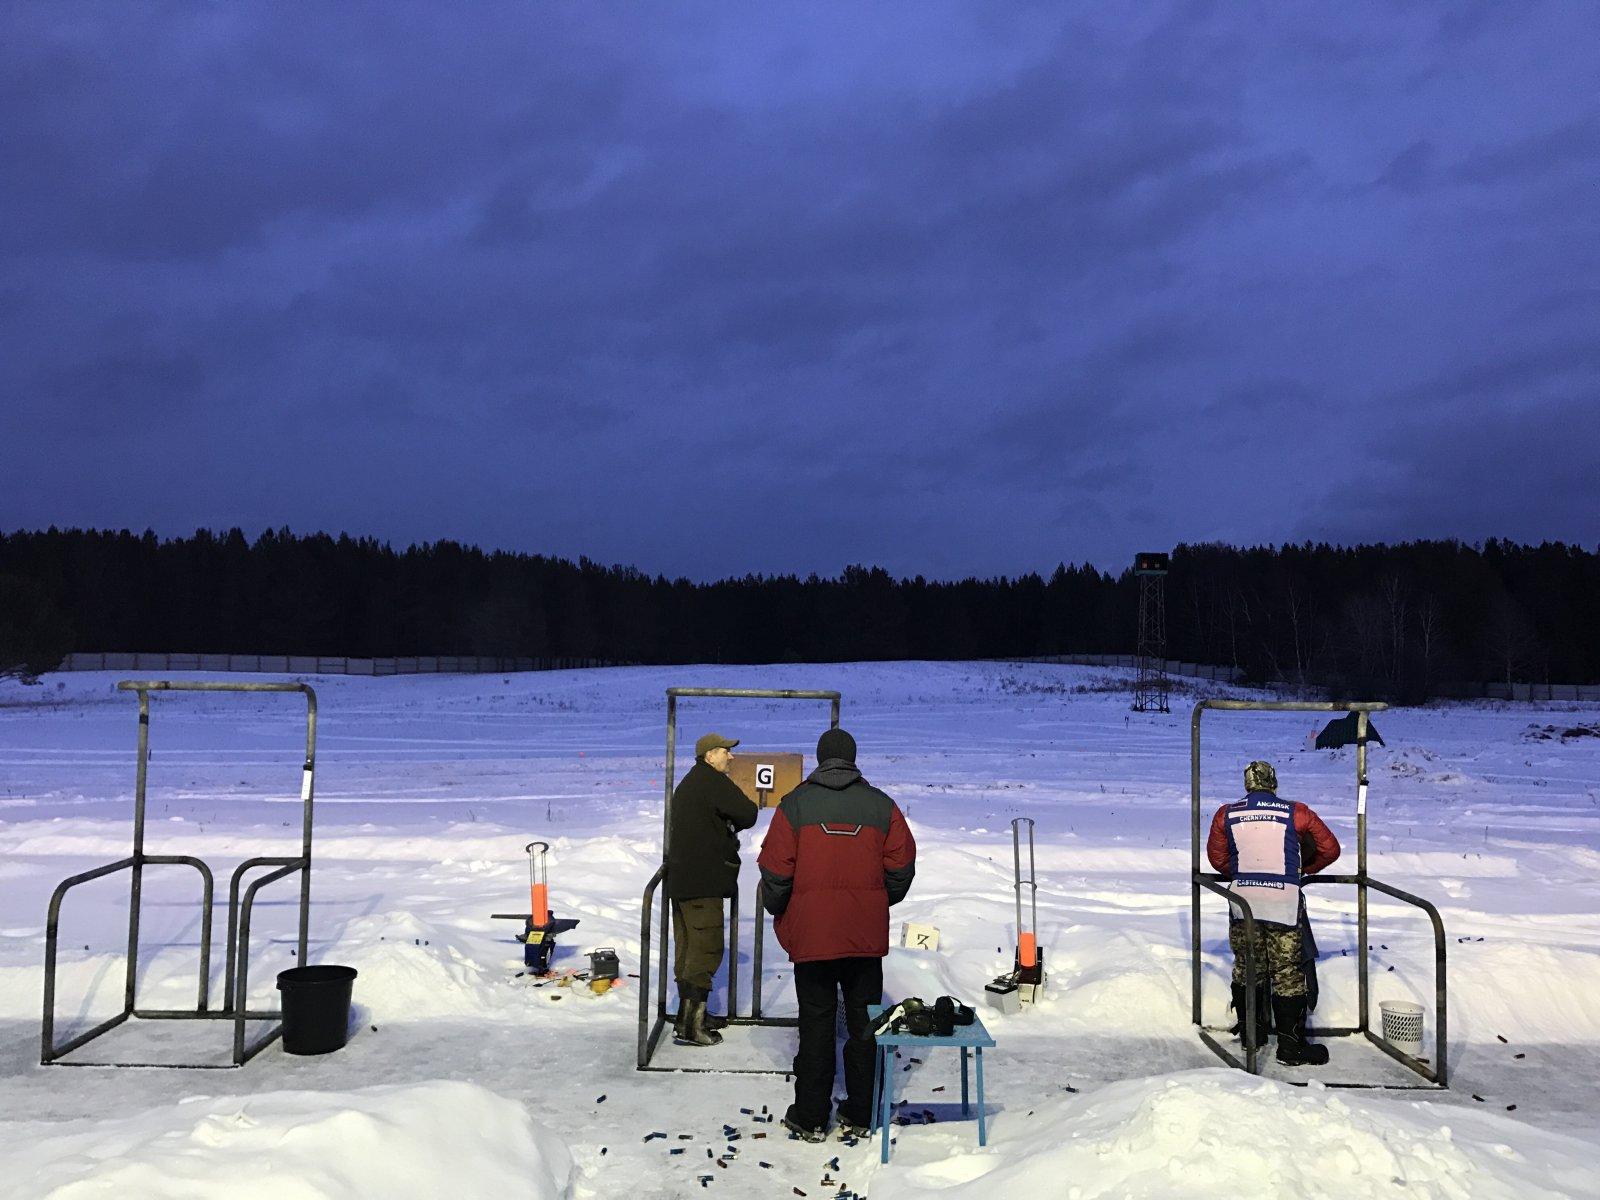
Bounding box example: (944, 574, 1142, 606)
(1207, 760, 1340, 1066)
(759, 727, 916, 1141)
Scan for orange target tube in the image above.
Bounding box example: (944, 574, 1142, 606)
(1018, 931, 1037, 969)
(531, 882, 550, 925)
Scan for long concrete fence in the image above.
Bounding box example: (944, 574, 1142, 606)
(56, 652, 618, 676)
(1010, 653, 1247, 682)
(1433, 680, 1600, 702)
(49, 651, 1600, 700)
(1009, 654, 1600, 701)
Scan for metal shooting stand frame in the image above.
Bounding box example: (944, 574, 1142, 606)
(638, 686, 841, 1072)
(41, 681, 318, 1068)
(1190, 699, 1448, 1089)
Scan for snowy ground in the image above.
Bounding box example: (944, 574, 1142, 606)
(2, 662, 1598, 1198)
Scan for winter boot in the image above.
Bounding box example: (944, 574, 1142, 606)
(781, 1110, 829, 1143)
(1273, 995, 1329, 1067)
(673, 995, 693, 1043)
(674, 992, 721, 1047)
(693, 998, 723, 1045)
(1229, 982, 1272, 1050)
(688, 998, 723, 1046)
(834, 1105, 872, 1141)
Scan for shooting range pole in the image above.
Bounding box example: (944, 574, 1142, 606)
(660, 694, 678, 1020)
(1356, 708, 1370, 1034)
(1190, 704, 1204, 1026)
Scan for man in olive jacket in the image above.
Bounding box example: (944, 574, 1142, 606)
(667, 731, 759, 1047)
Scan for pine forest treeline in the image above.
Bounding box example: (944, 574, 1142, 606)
(1, 529, 1596, 696)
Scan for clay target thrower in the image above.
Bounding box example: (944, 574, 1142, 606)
(491, 840, 580, 974)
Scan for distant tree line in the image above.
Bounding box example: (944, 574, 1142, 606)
(1, 528, 1595, 696)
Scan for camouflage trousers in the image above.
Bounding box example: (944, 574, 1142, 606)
(1229, 920, 1306, 997)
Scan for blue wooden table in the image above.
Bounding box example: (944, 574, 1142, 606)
(866, 1005, 996, 1164)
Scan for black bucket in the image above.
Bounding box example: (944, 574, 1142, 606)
(276, 964, 358, 1055)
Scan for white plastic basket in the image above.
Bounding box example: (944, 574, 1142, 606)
(1379, 999, 1425, 1058)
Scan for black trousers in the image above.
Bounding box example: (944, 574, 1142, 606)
(790, 956, 883, 1129)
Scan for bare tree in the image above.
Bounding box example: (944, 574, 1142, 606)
(1485, 592, 1538, 687)
(1415, 593, 1442, 697)
(1380, 574, 1409, 688)
(1283, 581, 1325, 686)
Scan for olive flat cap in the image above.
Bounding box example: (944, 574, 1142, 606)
(695, 731, 740, 757)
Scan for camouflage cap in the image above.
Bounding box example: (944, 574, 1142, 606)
(1244, 760, 1278, 793)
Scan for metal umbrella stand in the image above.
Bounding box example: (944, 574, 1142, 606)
(637, 686, 841, 1073)
(1189, 699, 1448, 1089)
(42, 681, 319, 1069)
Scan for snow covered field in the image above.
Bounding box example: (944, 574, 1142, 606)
(2, 662, 1598, 1198)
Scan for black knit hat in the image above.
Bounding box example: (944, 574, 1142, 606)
(817, 727, 857, 764)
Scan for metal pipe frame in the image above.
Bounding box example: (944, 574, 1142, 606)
(224, 856, 303, 1010)
(41, 680, 317, 1068)
(1195, 876, 1262, 1076)
(1189, 699, 1447, 1089)
(233, 861, 305, 1065)
(639, 686, 839, 1072)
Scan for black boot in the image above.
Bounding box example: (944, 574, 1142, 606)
(1230, 983, 1272, 1049)
(1273, 995, 1329, 1067)
(834, 1102, 872, 1141)
(782, 1108, 829, 1143)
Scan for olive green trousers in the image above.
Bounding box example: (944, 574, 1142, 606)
(672, 897, 725, 997)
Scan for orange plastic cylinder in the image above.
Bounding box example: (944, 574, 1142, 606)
(531, 882, 550, 925)
(1018, 931, 1037, 969)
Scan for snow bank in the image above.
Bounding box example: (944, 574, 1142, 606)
(334, 912, 507, 1021)
(1, 1080, 572, 1200)
(871, 1070, 1600, 1200)
(1444, 940, 1600, 1044)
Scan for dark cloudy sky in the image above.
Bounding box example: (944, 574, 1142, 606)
(3, 3, 1597, 580)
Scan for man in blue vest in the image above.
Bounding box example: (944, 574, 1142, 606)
(1207, 760, 1340, 1067)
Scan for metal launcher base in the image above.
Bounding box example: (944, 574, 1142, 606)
(1197, 1021, 1444, 1091)
(492, 913, 581, 973)
(986, 949, 1046, 1014)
